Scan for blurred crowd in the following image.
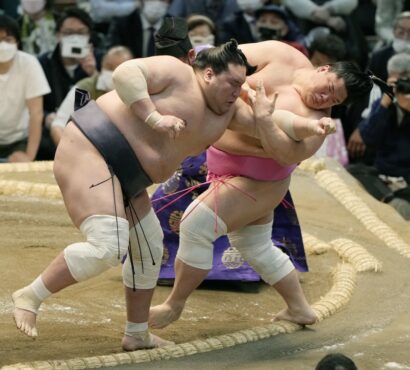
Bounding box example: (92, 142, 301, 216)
(0, 0, 409, 219)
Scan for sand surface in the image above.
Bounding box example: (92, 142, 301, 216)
(0, 160, 409, 370)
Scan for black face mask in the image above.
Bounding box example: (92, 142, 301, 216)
(258, 26, 281, 41)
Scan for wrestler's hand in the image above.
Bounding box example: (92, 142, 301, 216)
(249, 80, 278, 122)
(316, 117, 336, 135)
(153, 115, 187, 139)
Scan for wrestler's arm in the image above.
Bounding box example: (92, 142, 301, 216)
(249, 81, 329, 165)
(239, 82, 335, 140)
(112, 56, 187, 137)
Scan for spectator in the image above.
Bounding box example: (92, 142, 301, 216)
(17, 0, 58, 55)
(37, 6, 102, 160)
(348, 53, 410, 220)
(0, 15, 50, 162)
(316, 353, 358, 370)
(369, 11, 410, 80)
(283, 0, 368, 68)
(187, 14, 217, 47)
(50, 45, 133, 146)
(108, 0, 170, 57)
(348, 53, 410, 162)
(309, 32, 347, 66)
(254, 4, 308, 55)
(167, 0, 239, 33)
(375, 0, 410, 45)
(368, 11, 410, 82)
(89, 0, 140, 37)
(219, 0, 265, 44)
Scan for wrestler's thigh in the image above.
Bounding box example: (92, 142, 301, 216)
(198, 176, 290, 233)
(54, 132, 126, 227)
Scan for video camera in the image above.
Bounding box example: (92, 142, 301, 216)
(396, 77, 410, 95)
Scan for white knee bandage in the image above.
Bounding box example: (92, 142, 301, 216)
(122, 209, 164, 289)
(177, 199, 227, 270)
(228, 221, 294, 285)
(64, 215, 129, 282)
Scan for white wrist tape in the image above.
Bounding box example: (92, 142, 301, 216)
(272, 110, 299, 141)
(112, 59, 150, 106)
(144, 110, 162, 128)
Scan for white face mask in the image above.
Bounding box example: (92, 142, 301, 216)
(392, 38, 410, 53)
(96, 69, 114, 91)
(0, 41, 18, 63)
(21, 0, 46, 15)
(143, 1, 168, 24)
(60, 34, 90, 59)
(237, 0, 263, 12)
(189, 34, 215, 48)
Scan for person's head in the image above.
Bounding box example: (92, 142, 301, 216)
(97, 46, 133, 92)
(187, 14, 216, 48)
(141, 0, 170, 25)
(56, 7, 93, 59)
(193, 39, 256, 114)
(255, 5, 290, 41)
(315, 353, 357, 370)
(387, 52, 410, 80)
(20, 0, 52, 19)
(236, 0, 264, 15)
(309, 34, 347, 67)
(387, 53, 410, 112)
(392, 11, 410, 53)
(300, 61, 373, 109)
(0, 14, 20, 64)
(155, 16, 195, 64)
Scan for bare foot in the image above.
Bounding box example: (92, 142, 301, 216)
(122, 330, 174, 351)
(149, 302, 184, 329)
(273, 306, 317, 326)
(12, 288, 40, 338)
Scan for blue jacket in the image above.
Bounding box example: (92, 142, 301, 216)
(359, 98, 410, 180)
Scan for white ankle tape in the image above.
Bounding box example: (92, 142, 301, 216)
(12, 286, 43, 314)
(30, 276, 51, 301)
(124, 321, 149, 335)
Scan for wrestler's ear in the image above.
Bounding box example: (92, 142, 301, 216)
(203, 67, 214, 83)
(317, 65, 330, 73)
(187, 49, 196, 65)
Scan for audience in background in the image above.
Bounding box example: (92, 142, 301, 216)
(17, 0, 58, 55)
(108, 0, 170, 57)
(37, 6, 102, 160)
(219, 0, 264, 44)
(254, 4, 307, 55)
(49, 45, 132, 146)
(0, 14, 50, 163)
(187, 14, 216, 47)
(348, 52, 410, 220)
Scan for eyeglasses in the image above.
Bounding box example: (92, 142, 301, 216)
(60, 29, 90, 36)
(394, 26, 410, 40)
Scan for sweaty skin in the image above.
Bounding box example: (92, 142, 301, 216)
(149, 41, 348, 330)
(13, 55, 252, 347)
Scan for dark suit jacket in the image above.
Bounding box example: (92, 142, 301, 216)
(219, 12, 256, 44)
(108, 8, 145, 57)
(368, 44, 395, 82)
